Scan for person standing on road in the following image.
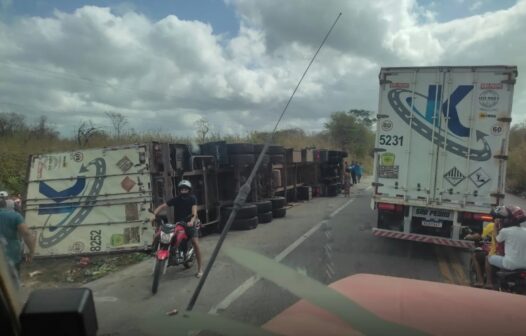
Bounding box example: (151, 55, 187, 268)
(343, 171, 351, 197)
(152, 180, 203, 279)
(0, 193, 35, 278)
(350, 161, 357, 185)
(356, 162, 363, 183)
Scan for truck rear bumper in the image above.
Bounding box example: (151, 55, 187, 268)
(372, 228, 474, 249)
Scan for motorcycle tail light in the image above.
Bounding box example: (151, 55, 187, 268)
(520, 272, 526, 279)
(160, 232, 172, 244)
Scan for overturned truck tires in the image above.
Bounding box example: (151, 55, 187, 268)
(270, 196, 286, 209)
(272, 207, 287, 218)
(258, 211, 273, 224)
(231, 216, 259, 230)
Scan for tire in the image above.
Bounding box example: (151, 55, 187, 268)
(270, 154, 285, 164)
(227, 143, 254, 154)
(152, 259, 166, 294)
(327, 184, 338, 197)
(229, 154, 255, 166)
(272, 207, 286, 218)
(469, 258, 479, 287)
(268, 145, 285, 155)
(270, 196, 286, 210)
(221, 204, 258, 220)
(258, 211, 273, 223)
(254, 144, 285, 155)
(257, 154, 270, 168)
(253, 201, 272, 214)
(231, 216, 258, 230)
(183, 241, 195, 269)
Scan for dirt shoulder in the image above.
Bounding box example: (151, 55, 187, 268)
(19, 252, 150, 290)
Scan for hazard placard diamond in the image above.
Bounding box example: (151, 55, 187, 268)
(444, 167, 465, 186)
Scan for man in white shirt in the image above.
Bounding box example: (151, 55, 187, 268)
(486, 205, 526, 288)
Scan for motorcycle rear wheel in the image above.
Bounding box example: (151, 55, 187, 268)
(184, 242, 195, 269)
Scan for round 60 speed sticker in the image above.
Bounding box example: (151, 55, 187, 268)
(381, 119, 393, 132)
(491, 123, 503, 136)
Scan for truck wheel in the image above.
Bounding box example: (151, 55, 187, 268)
(221, 204, 257, 220)
(231, 216, 259, 230)
(253, 200, 272, 213)
(268, 145, 285, 155)
(258, 211, 273, 223)
(227, 143, 254, 154)
(254, 144, 285, 155)
(270, 154, 285, 164)
(256, 155, 270, 170)
(272, 207, 287, 218)
(327, 184, 338, 197)
(270, 197, 286, 209)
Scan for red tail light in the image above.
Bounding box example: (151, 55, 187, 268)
(473, 213, 494, 221)
(462, 212, 493, 221)
(378, 203, 395, 211)
(520, 272, 526, 279)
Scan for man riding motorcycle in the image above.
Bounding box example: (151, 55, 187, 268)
(485, 205, 526, 289)
(152, 180, 203, 279)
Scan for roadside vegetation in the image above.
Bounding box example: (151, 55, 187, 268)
(2, 111, 525, 195)
(0, 110, 376, 195)
(507, 122, 526, 195)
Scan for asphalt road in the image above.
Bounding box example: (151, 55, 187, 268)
(81, 178, 480, 336)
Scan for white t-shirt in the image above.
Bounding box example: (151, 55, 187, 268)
(496, 226, 526, 270)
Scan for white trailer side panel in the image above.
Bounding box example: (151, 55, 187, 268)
(25, 145, 155, 257)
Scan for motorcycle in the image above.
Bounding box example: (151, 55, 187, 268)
(496, 268, 526, 294)
(151, 216, 196, 294)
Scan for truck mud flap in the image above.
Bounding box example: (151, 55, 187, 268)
(372, 228, 474, 249)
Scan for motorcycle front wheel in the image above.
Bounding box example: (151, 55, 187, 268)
(152, 259, 166, 294)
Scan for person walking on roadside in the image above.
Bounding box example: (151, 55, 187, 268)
(0, 194, 35, 278)
(356, 162, 363, 183)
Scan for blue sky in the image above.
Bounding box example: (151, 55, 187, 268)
(1, 0, 240, 35)
(416, 0, 518, 22)
(0, 0, 524, 136)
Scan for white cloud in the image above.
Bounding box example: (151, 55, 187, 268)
(0, 0, 525, 140)
(470, 1, 484, 12)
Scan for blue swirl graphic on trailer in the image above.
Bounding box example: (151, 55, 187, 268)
(388, 85, 491, 161)
(38, 158, 106, 248)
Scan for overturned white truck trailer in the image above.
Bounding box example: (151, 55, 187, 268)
(25, 143, 218, 257)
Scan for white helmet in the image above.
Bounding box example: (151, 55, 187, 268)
(177, 180, 192, 191)
(0, 191, 8, 198)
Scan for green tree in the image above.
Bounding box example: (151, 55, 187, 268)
(324, 110, 375, 157)
(507, 122, 526, 193)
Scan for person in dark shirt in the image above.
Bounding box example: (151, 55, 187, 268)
(152, 180, 203, 278)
